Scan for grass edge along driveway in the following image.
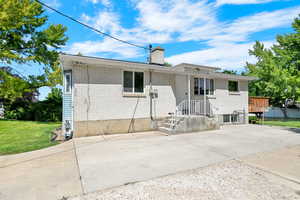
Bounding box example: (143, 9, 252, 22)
(0, 120, 61, 155)
(259, 119, 300, 129)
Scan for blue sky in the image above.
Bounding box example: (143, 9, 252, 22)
(13, 0, 300, 99)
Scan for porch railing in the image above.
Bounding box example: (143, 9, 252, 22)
(175, 99, 215, 117)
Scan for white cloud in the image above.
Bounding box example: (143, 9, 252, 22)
(81, 11, 121, 34)
(176, 5, 300, 69)
(45, 0, 61, 9)
(216, 0, 276, 6)
(67, 39, 141, 58)
(182, 5, 300, 44)
(87, 0, 111, 7)
(82, 0, 217, 44)
(212, 6, 300, 44)
(166, 41, 275, 69)
(71, 0, 299, 68)
(135, 0, 216, 32)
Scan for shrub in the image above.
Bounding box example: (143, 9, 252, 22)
(4, 88, 62, 122)
(30, 88, 62, 122)
(249, 116, 258, 123)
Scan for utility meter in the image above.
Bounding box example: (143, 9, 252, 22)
(150, 89, 158, 98)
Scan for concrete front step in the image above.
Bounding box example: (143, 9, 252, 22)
(158, 126, 173, 134)
(163, 122, 175, 127)
(159, 115, 220, 135)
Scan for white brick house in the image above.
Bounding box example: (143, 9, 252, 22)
(60, 47, 256, 138)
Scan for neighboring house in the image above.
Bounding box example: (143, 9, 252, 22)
(60, 47, 257, 138)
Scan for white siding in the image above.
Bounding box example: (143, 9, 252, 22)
(73, 65, 176, 121)
(174, 74, 187, 104)
(175, 75, 249, 115)
(211, 79, 248, 115)
(72, 64, 249, 122)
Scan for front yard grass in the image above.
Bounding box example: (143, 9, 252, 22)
(0, 120, 61, 155)
(258, 118, 300, 128)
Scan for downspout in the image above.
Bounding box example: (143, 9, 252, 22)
(150, 71, 153, 121)
(204, 77, 206, 116)
(188, 74, 191, 116)
(148, 44, 154, 122)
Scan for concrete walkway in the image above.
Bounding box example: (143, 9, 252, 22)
(0, 141, 82, 200)
(0, 125, 299, 200)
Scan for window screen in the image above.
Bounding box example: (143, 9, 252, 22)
(194, 78, 199, 95)
(223, 114, 231, 123)
(194, 78, 214, 95)
(123, 71, 144, 93)
(65, 73, 71, 93)
(123, 71, 133, 92)
(231, 114, 238, 123)
(134, 72, 144, 93)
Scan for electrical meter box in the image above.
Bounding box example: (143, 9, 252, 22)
(150, 89, 158, 98)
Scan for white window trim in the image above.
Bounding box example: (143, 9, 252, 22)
(64, 71, 72, 94)
(228, 79, 240, 94)
(193, 77, 215, 96)
(122, 70, 146, 96)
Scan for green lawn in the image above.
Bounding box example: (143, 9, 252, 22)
(258, 119, 300, 128)
(0, 120, 61, 155)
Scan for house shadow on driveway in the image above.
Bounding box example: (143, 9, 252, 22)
(287, 127, 300, 134)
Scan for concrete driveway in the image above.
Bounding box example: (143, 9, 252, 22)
(0, 125, 299, 200)
(74, 125, 300, 193)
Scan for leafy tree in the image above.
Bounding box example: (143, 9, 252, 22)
(221, 69, 238, 75)
(0, 67, 40, 120)
(164, 62, 173, 67)
(0, 0, 67, 87)
(0, 67, 34, 102)
(30, 87, 62, 121)
(246, 15, 300, 117)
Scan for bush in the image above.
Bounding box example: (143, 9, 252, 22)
(30, 101, 62, 122)
(4, 110, 19, 119)
(4, 88, 62, 122)
(30, 88, 62, 122)
(249, 116, 258, 123)
(4, 100, 30, 120)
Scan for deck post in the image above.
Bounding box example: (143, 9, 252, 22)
(188, 74, 191, 116)
(204, 77, 206, 116)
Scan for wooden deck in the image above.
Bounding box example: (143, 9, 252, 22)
(249, 96, 269, 113)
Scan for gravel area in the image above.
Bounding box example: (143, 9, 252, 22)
(68, 160, 300, 200)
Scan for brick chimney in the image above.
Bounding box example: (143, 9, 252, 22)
(150, 46, 164, 65)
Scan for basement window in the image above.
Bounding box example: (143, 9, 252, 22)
(223, 114, 239, 123)
(123, 71, 144, 94)
(223, 114, 231, 123)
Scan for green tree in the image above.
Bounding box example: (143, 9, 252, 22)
(30, 87, 62, 121)
(0, 67, 33, 102)
(0, 0, 67, 88)
(246, 15, 300, 117)
(164, 62, 173, 67)
(221, 69, 238, 75)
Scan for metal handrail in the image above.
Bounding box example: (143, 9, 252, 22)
(175, 99, 215, 117)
